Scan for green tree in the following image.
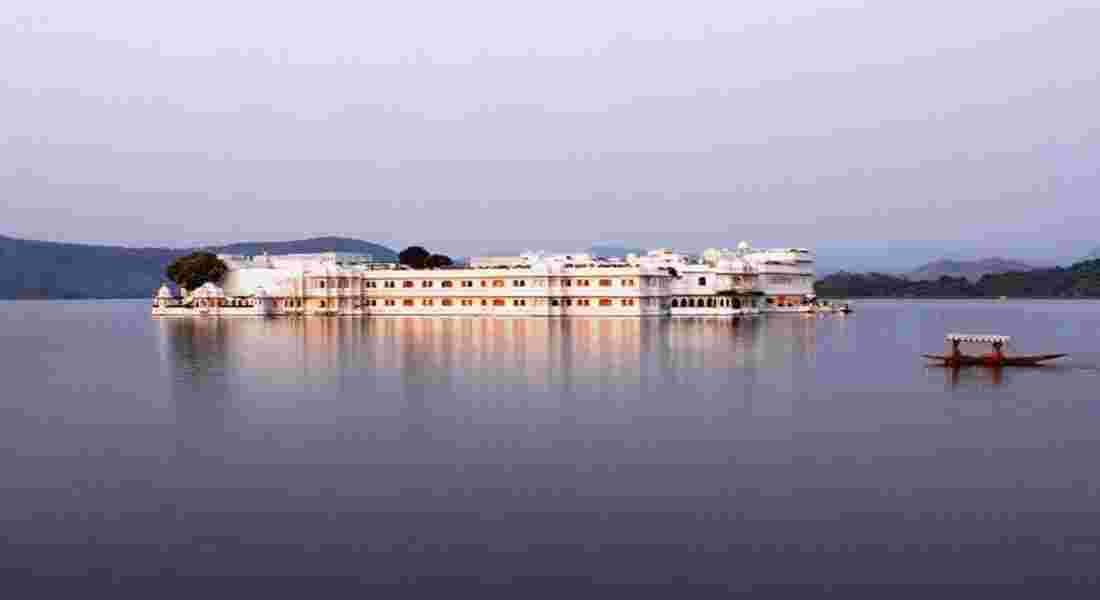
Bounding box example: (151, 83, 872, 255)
(426, 254, 453, 269)
(165, 251, 228, 291)
(398, 246, 431, 269)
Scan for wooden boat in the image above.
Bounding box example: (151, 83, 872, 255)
(923, 334, 1066, 367)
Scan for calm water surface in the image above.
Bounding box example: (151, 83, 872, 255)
(2, 300, 1100, 595)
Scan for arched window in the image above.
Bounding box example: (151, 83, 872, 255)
(319, 300, 326, 308)
(732, 299, 742, 309)
(698, 277, 707, 286)
(671, 299, 679, 308)
(319, 280, 326, 288)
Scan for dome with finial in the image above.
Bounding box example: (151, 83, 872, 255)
(191, 281, 226, 298)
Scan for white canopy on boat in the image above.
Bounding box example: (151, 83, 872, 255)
(946, 334, 1011, 344)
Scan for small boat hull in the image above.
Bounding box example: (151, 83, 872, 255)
(922, 353, 1067, 367)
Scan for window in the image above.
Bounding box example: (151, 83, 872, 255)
(385, 299, 396, 306)
(580, 299, 591, 306)
(599, 298, 613, 306)
(563, 279, 572, 287)
(461, 299, 474, 306)
(493, 298, 506, 306)
(621, 298, 634, 306)
(513, 280, 526, 287)
(698, 277, 707, 286)
(513, 299, 526, 306)
(551, 299, 560, 306)
(422, 280, 434, 288)
(369, 299, 377, 306)
(564, 299, 573, 306)
(422, 299, 434, 306)
(598, 279, 612, 287)
(481, 299, 488, 306)
(623, 279, 635, 287)
(492, 280, 505, 288)
(367, 281, 377, 288)
(319, 300, 326, 308)
(671, 299, 679, 308)
(339, 279, 347, 289)
(580, 280, 591, 287)
(480, 280, 488, 287)
(403, 281, 414, 288)
(442, 298, 453, 306)
(442, 281, 453, 288)
(384, 281, 395, 288)
(462, 280, 474, 288)
(767, 298, 775, 305)
(319, 280, 326, 288)
(403, 299, 414, 306)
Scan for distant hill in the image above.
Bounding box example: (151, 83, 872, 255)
(0, 235, 396, 300)
(588, 244, 645, 258)
(908, 258, 1034, 282)
(816, 258, 1100, 298)
(209, 237, 395, 259)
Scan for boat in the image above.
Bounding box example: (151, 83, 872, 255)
(922, 334, 1066, 367)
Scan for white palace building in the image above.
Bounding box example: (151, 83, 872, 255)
(152, 243, 816, 318)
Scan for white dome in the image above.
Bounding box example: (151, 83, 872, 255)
(192, 282, 226, 298)
(157, 284, 174, 298)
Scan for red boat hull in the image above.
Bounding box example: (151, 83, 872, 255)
(922, 353, 1067, 367)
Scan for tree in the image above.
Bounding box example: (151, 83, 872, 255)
(165, 251, 228, 291)
(398, 246, 431, 269)
(426, 254, 453, 269)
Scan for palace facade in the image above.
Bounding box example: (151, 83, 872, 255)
(152, 244, 816, 318)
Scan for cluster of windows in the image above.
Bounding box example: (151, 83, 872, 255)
(669, 297, 742, 309)
(315, 279, 359, 289)
(345, 297, 655, 309)
(356, 277, 656, 289)
(765, 297, 808, 307)
(315, 276, 670, 291)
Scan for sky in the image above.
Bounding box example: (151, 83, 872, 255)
(2, 1, 1098, 268)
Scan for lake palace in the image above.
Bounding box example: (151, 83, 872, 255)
(152, 242, 815, 318)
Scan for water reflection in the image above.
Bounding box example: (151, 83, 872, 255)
(8, 301, 1100, 591)
(154, 316, 818, 434)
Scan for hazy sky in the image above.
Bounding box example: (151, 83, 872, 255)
(2, 1, 1098, 264)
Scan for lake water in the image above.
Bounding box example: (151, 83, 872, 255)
(2, 299, 1100, 595)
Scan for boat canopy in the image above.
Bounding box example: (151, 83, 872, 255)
(946, 334, 1011, 344)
